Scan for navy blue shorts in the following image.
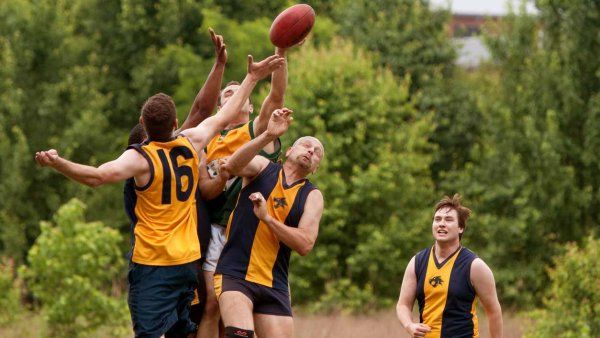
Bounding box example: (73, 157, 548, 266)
(215, 274, 292, 317)
(128, 261, 199, 338)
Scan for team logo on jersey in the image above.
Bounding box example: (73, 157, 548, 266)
(273, 197, 287, 209)
(429, 276, 444, 287)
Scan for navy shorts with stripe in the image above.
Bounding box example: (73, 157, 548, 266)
(217, 274, 292, 317)
(128, 261, 199, 338)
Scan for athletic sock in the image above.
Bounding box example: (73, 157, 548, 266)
(224, 326, 254, 338)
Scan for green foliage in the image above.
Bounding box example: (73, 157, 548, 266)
(524, 237, 600, 338)
(440, 0, 599, 307)
(0, 0, 597, 324)
(333, 0, 455, 90)
(0, 259, 22, 326)
(278, 39, 435, 311)
(20, 199, 128, 337)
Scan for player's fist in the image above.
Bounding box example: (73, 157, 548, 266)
(407, 323, 431, 338)
(35, 149, 59, 167)
(217, 157, 231, 181)
(266, 108, 293, 138)
(249, 192, 269, 221)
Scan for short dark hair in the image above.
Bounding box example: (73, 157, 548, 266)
(141, 93, 176, 141)
(127, 123, 147, 146)
(434, 194, 472, 238)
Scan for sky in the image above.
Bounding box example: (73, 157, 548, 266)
(429, 0, 538, 15)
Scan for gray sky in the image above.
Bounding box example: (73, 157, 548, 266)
(429, 0, 537, 15)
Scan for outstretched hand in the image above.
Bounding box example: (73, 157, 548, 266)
(247, 54, 285, 81)
(249, 192, 270, 221)
(209, 28, 227, 65)
(266, 108, 293, 138)
(35, 149, 60, 167)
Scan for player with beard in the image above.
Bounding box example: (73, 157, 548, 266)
(213, 112, 325, 338)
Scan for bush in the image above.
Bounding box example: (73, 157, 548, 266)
(20, 199, 129, 337)
(0, 258, 22, 325)
(524, 236, 600, 338)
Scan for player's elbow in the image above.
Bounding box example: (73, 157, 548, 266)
(85, 178, 104, 188)
(296, 247, 311, 256)
(89, 172, 113, 188)
(296, 240, 315, 256)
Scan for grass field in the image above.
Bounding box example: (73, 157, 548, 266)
(2, 308, 525, 337)
(295, 309, 524, 338)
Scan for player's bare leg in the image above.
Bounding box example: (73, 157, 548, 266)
(219, 291, 254, 331)
(197, 270, 220, 338)
(253, 313, 292, 338)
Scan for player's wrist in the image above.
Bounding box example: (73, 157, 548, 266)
(264, 130, 279, 140)
(275, 47, 287, 56)
(244, 73, 261, 84)
(261, 214, 274, 224)
(52, 156, 66, 169)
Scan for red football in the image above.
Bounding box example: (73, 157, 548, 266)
(269, 4, 316, 48)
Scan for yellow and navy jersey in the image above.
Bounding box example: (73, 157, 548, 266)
(415, 246, 479, 338)
(126, 136, 201, 266)
(204, 118, 281, 226)
(215, 162, 316, 291)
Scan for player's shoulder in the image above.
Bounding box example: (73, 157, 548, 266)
(469, 256, 494, 283)
(470, 257, 490, 271)
(306, 187, 323, 203)
(459, 246, 478, 260)
(413, 247, 432, 273)
(415, 247, 431, 260)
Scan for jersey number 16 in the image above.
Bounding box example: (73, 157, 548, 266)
(156, 146, 195, 204)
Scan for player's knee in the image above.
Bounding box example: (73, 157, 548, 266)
(225, 326, 254, 338)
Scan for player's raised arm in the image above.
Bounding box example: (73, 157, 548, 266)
(35, 149, 148, 188)
(176, 28, 227, 133)
(254, 47, 287, 136)
(471, 258, 503, 338)
(221, 108, 293, 179)
(181, 54, 285, 152)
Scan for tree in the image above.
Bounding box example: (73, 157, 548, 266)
(332, 0, 482, 188)
(20, 199, 128, 337)
(443, 0, 599, 306)
(333, 0, 455, 91)
(0, 259, 22, 326)
(524, 237, 600, 338)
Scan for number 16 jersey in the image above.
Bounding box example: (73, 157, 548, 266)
(127, 136, 201, 266)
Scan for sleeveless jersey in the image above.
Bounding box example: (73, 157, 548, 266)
(215, 162, 316, 291)
(126, 136, 201, 266)
(204, 118, 280, 226)
(415, 246, 479, 338)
